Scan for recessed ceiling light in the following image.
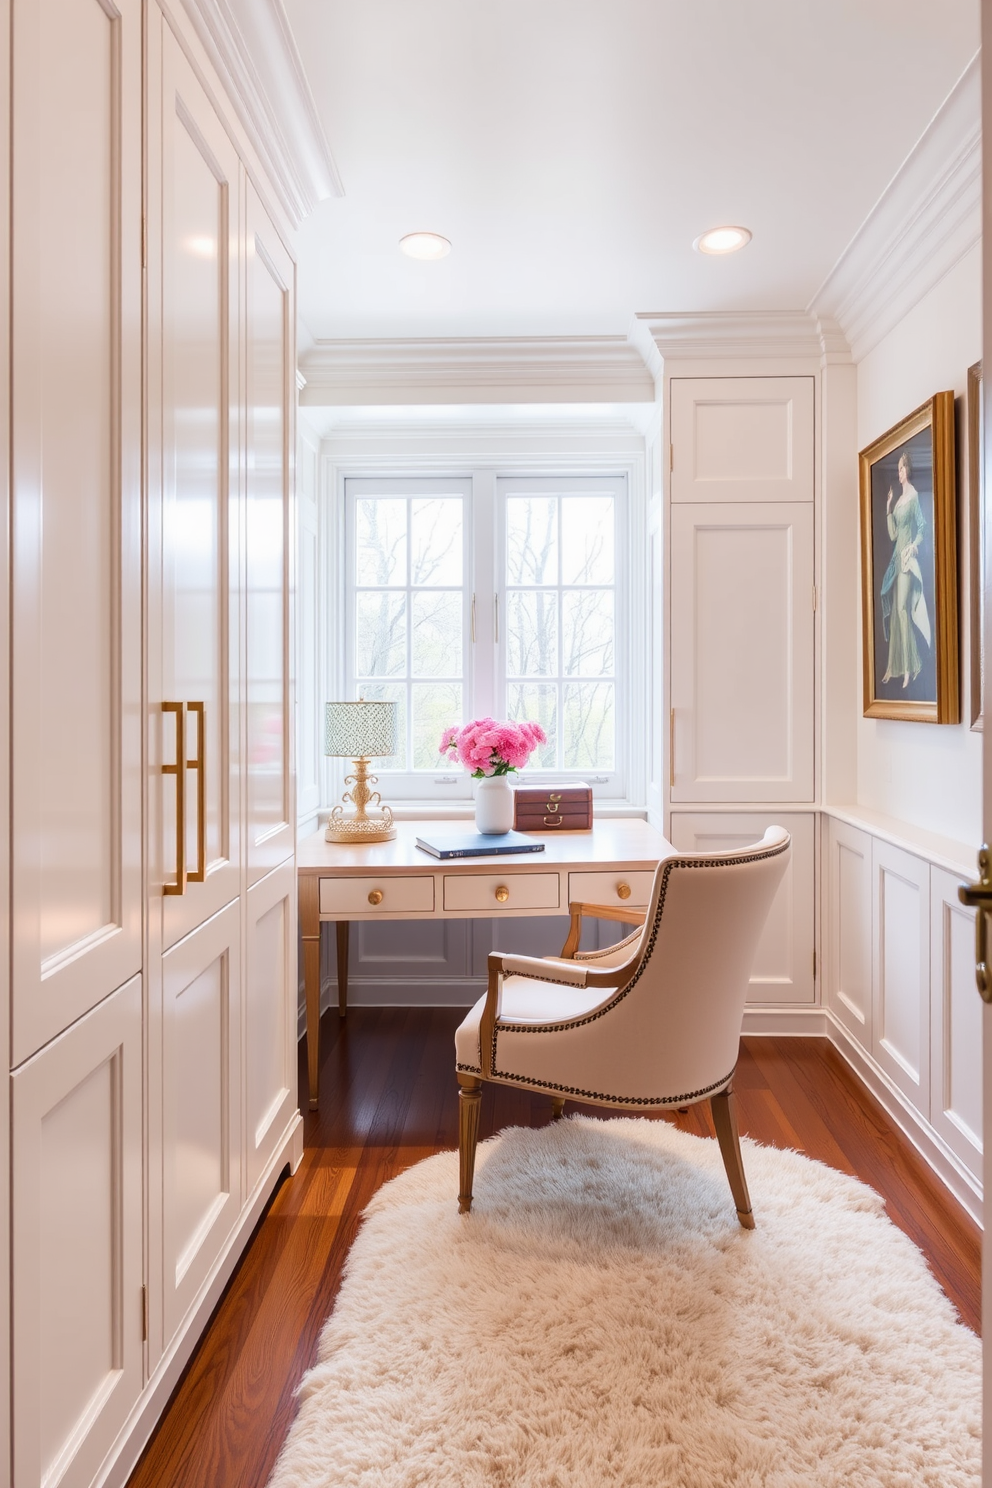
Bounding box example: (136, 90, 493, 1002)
(399, 232, 451, 261)
(694, 225, 752, 256)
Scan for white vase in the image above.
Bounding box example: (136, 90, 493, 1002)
(474, 775, 514, 834)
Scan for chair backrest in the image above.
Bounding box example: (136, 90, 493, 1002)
(588, 827, 790, 1103)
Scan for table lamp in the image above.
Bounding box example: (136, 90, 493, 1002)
(324, 699, 397, 843)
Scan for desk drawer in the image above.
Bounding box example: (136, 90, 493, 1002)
(567, 870, 655, 909)
(319, 876, 435, 915)
(443, 873, 560, 913)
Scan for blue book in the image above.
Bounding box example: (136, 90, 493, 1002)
(415, 830, 546, 860)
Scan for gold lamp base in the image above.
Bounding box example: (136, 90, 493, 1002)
(324, 756, 396, 844)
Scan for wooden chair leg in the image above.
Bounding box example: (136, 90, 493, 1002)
(550, 1097, 565, 1121)
(710, 1085, 755, 1229)
(458, 1076, 483, 1213)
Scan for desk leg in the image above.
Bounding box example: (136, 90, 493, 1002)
(336, 920, 349, 1017)
(299, 876, 322, 1111)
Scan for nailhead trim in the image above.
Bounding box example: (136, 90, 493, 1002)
(457, 1062, 734, 1108)
(483, 838, 789, 1089)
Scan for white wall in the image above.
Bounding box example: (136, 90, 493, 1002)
(855, 243, 982, 848)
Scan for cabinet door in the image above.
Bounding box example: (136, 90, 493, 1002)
(10, 0, 143, 1064)
(161, 899, 242, 1346)
(668, 812, 814, 1004)
(245, 182, 294, 882)
(670, 376, 814, 503)
(670, 503, 814, 802)
(148, 23, 241, 951)
(245, 860, 297, 1194)
(12, 975, 142, 1488)
(871, 839, 929, 1111)
(929, 867, 982, 1180)
(824, 817, 873, 1048)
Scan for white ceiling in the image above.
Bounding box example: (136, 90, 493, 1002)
(284, 0, 979, 342)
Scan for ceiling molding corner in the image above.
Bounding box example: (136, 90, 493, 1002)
(809, 52, 980, 363)
(299, 336, 657, 407)
(181, 0, 343, 227)
(629, 311, 833, 364)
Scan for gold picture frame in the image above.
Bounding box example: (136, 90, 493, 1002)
(968, 360, 983, 730)
(859, 391, 958, 723)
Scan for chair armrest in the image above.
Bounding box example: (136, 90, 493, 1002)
(559, 901, 648, 959)
(498, 953, 589, 986)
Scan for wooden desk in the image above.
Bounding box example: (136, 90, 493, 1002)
(298, 818, 672, 1109)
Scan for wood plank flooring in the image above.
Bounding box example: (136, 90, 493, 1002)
(126, 1013, 982, 1488)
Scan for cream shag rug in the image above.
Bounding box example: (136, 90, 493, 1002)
(269, 1117, 980, 1488)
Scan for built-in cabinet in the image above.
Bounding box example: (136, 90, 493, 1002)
(823, 815, 982, 1199)
(666, 374, 817, 1008)
(5, 5, 301, 1486)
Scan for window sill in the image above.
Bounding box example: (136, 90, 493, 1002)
(314, 803, 649, 824)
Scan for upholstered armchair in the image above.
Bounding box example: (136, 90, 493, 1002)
(454, 826, 791, 1227)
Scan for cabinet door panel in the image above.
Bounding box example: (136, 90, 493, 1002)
(824, 818, 872, 1046)
(245, 861, 297, 1193)
(669, 813, 814, 1004)
(12, 975, 142, 1488)
(11, 0, 143, 1063)
(930, 867, 982, 1179)
(670, 504, 814, 801)
(161, 900, 241, 1345)
(152, 30, 241, 951)
(670, 376, 814, 503)
(871, 840, 929, 1110)
(245, 184, 294, 881)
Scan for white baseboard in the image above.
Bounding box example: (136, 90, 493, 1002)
(825, 1014, 982, 1228)
(741, 1005, 828, 1036)
(95, 1110, 304, 1488)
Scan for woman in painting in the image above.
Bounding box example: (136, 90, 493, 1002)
(880, 451, 931, 687)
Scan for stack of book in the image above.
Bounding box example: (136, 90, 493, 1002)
(513, 781, 593, 832)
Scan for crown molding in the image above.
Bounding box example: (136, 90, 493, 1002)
(182, 0, 343, 226)
(299, 336, 656, 406)
(810, 53, 980, 363)
(628, 311, 846, 372)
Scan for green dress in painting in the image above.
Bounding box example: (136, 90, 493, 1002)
(880, 486, 931, 684)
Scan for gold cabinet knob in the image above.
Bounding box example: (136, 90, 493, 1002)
(368, 889, 384, 906)
(495, 885, 510, 903)
(617, 881, 632, 900)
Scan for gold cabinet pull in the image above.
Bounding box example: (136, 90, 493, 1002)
(162, 701, 186, 896)
(368, 889, 384, 906)
(187, 701, 206, 883)
(495, 884, 510, 903)
(616, 881, 632, 900)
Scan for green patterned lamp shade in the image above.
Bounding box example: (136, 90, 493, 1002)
(324, 700, 396, 760)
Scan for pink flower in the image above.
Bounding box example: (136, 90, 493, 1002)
(438, 725, 459, 757)
(440, 717, 546, 777)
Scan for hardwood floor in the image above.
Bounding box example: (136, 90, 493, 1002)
(126, 1012, 982, 1488)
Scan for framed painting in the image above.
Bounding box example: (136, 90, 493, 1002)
(859, 391, 958, 723)
(968, 360, 983, 730)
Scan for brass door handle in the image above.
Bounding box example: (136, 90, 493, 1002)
(162, 701, 187, 896)
(958, 844, 992, 1003)
(187, 701, 206, 883)
(495, 885, 510, 903)
(368, 889, 384, 906)
(616, 881, 632, 900)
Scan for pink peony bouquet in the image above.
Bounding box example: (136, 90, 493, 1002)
(439, 717, 547, 778)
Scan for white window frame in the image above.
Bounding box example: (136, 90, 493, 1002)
(324, 456, 647, 812)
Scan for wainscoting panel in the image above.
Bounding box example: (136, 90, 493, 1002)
(871, 839, 930, 1111)
(669, 812, 814, 1004)
(824, 817, 872, 1046)
(929, 867, 982, 1181)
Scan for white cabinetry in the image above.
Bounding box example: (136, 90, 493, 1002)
(669, 812, 814, 1004)
(669, 503, 814, 802)
(245, 861, 297, 1193)
(929, 869, 982, 1179)
(670, 376, 815, 504)
(823, 818, 872, 1046)
(12, 977, 143, 1488)
(871, 839, 930, 1111)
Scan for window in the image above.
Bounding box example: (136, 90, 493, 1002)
(340, 472, 630, 802)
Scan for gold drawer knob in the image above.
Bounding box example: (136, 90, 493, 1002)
(617, 881, 632, 900)
(368, 889, 384, 906)
(495, 885, 510, 903)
